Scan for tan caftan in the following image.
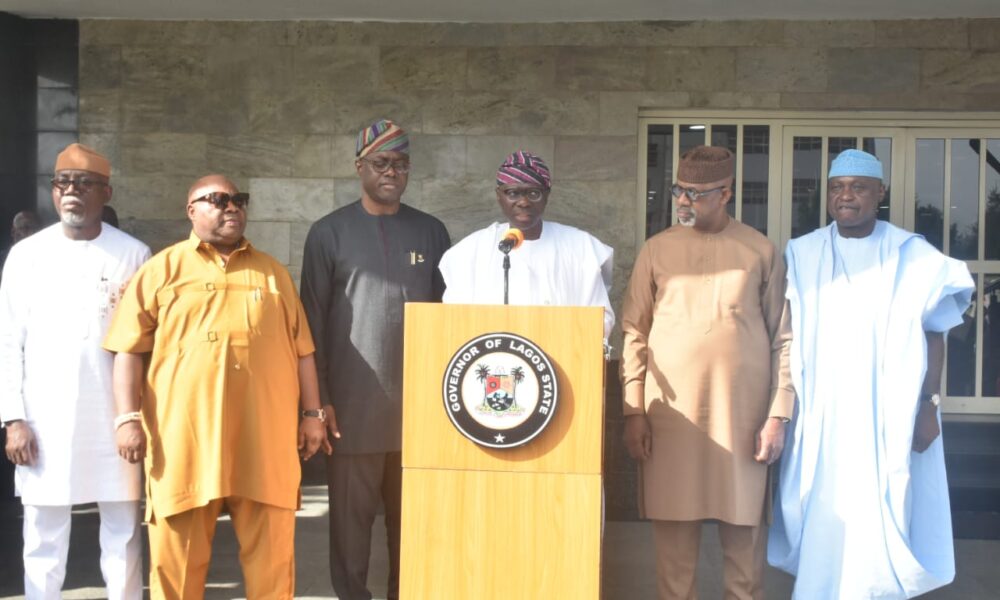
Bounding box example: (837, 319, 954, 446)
(620, 219, 793, 525)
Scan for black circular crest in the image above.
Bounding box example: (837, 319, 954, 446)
(441, 332, 559, 449)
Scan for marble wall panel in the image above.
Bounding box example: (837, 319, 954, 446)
(422, 92, 510, 135)
(206, 134, 296, 178)
(244, 220, 291, 264)
(379, 47, 468, 90)
(120, 132, 208, 176)
(112, 175, 192, 220)
(465, 136, 556, 177)
(922, 51, 1000, 93)
(79, 89, 120, 133)
(555, 136, 637, 182)
(555, 47, 647, 91)
(598, 92, 690, 135)
(408, 134, 466, 181)
(828, 48, 920, 93)
(293, 46, 379, 90)
(875, 20, 970, 49)
(416, 176, 497, 241)
(467, 47, 557, 91)
(970, 20, 1000, 50)
(293, 134, 335, 178)
(782, 21, 876, 48)
(248, 177, 336, 222)
(117, 218, 192, 253)
(206, 44, 295, 91)
(736, 47, 828, 92)
(506, 92, 601, 136)
(121, 46, 206, 91)
(79, 45, 121, 91)
(645, 48, 736, 92)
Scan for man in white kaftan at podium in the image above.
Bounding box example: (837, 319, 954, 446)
(0, 143, 150, 598)
(438, 150, 615, 340)
(768, 149, 975, 599)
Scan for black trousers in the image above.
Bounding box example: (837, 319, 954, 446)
(326, 451, 402, 600)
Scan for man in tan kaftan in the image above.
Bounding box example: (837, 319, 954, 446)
(620, 146, 793, 600)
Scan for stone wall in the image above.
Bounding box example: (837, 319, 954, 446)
(78, 18, 1000, 519)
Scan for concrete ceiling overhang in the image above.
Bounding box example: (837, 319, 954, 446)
(6, 0, 1000, 21)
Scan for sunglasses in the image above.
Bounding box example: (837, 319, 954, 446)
(51, 176, 108, 192)
(190, 192, 250, 210)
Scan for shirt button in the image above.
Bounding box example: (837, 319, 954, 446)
(234, 363, 241, 370)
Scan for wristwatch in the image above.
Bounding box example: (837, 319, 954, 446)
(920, 393, 941, 407)
(301, 409, 327, 423)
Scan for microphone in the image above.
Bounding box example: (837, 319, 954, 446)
(498, 228, 524, 254)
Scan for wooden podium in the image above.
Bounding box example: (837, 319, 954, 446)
(400, 303, 605, 599)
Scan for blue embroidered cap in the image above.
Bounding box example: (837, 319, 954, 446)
(829, 149, 883, 182)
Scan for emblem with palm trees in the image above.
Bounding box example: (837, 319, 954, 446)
(475, 363, 526, 413)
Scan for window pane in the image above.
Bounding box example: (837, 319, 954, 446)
(711, 125, 739, 217)
(679, 125, 705, 156)
(984, 275, 1000, 397)
(915, 139, 945, 251)
(950, 139, 980, 260)
(792, 136, 822, 239)
(863, 137, 892, 222)
(985, 140, 1000, 260)
(827, 137, 856, 164)
(949, 272, 978, 397)
(646, 125, 673, 238)
(741, 125, 769, 235)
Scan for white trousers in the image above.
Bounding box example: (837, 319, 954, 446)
(22, 501, 142, 600)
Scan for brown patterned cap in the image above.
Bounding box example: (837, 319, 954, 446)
(677, 146, 734, 184)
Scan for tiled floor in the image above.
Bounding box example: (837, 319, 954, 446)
(0, 485, 995, 599)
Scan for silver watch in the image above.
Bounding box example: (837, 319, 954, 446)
(301, 408, 327, 422)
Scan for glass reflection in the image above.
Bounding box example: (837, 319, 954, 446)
(646, 125, 674, 238)
(915, 139, 945, 251)
(741, 125, 769, 235)
(983, 275, 1000, 397)
(711, 125, 739, 217)
(985, 140, 1000, 260)
(679, 125, 706, 156)
(792, 136, 822, 239)
(863, 137, 892, 221)
(950, 139, 980, 260)
(948, 274, 978, 397)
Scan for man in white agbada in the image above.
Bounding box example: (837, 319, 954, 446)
(768, 149, 974, 599)
(0, 143, 150, 599)
(438, 150, 615, 339)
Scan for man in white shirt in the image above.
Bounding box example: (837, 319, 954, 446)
(0, 143, 150, 599)
(438, 150, 615, 339)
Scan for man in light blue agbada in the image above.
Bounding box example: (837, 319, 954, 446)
(768, 149, 974, 599)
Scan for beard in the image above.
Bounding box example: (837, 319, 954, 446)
(677, 211, 696, 227)
(59, 209, 87, 228)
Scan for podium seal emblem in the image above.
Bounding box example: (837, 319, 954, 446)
(442, 332, 559, 449)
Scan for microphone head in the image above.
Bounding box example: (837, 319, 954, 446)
(502, 227, 524, 250)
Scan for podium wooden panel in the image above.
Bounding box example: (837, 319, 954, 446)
(400, 303, 605, 600)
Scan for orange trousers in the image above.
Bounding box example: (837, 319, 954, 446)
(148, 496, 295, 600)
(652, 519, 766, 600)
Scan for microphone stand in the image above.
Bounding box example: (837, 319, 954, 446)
(501, 248, 512, 305)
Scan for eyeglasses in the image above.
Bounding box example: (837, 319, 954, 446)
(499, 187, 546, 203)
(190, 192, 250, 210)
(828, 181, 880, 196)
(51, 176, 108, 192)
(360, 157, 411, 174)
(670, 184, 728, 201)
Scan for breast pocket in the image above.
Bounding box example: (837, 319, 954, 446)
(398, 249, 435, 300)
(245, 277, 285, 336)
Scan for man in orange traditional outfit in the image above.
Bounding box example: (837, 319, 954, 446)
(104, 174, 330, 599)
(620, 146, 793, 600)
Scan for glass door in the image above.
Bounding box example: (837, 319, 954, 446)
(905, 129, 1000, 413)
